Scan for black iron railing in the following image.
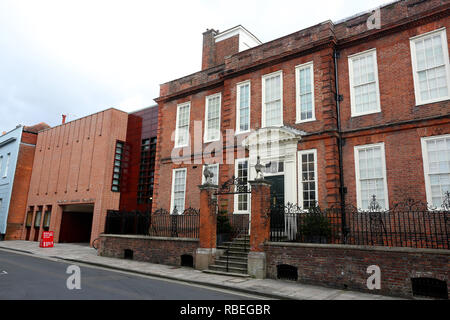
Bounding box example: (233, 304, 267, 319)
(344, 206, 449, 249)
(217, 211, 249, 246)
(149, 208, 200, 238)
(104, 207, 200, 239)
(269, 203, 341, 244)
(226, 213, 249, 239)
(269, 198, 450, 250)
(224, 228, 248, 273)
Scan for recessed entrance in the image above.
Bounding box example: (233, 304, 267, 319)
(265, 175, 285, 206)
(59, 204, 94, 243)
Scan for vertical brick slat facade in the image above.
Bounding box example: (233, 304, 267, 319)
(23, 108, 128, 245)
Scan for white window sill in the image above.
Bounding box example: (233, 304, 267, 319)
(415, 96, 450, 107)
(203, 138, 221, 144)
(261, 123, 283, 128)
(296, 118, 316, 124)
(235, 130, 251, 136)
(174, 144, 189, 149)
(351, 109, 381, 118)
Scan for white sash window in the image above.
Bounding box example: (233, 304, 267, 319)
(410, 28, 450, 105)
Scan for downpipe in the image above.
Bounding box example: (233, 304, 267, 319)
(333, 49, 348, 243)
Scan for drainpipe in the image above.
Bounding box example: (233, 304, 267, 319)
(333, 49, 348, 242)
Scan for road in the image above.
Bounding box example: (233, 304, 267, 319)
(0, 250, 262, 300)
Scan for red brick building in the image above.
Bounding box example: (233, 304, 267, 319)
(21, 106, 159, 245)
(0, 123, 50, 240)
(22, 109, 130, 244)
(119, 105, 159, 212)
(153, 0, 450, 218)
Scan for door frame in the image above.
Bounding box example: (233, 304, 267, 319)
(264, 173, 285, 206)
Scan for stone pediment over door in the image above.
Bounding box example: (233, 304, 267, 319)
(242, 126, 305, 164)
(242, 126, 305, 150)
(241, 126, 306, 205)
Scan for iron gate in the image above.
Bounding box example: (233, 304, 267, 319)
(213, 175, 251, 242)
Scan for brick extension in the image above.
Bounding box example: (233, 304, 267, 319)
(22, 108, 129, 245)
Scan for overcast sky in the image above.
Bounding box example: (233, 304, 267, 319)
(0, 0, 393, 131)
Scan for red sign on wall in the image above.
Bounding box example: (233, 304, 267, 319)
(39, 231, 54, 248)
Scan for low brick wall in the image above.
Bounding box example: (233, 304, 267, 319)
(265, 242, 450, 299)
(99, 234, 200, 267)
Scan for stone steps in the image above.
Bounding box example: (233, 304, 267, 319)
(208, 264, 249, 275)
(202, 269, 250, 278)
(215, 256, 248, 263)
(214, 258, 248, 269)
(217, 245, 249, 252)
(219, 240, 249, 246)
(205, 236, 250, 276)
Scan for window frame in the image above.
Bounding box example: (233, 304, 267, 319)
(25, 207, 33, 228)
(170, 168, 187, 214)
(137, 138, 157, 204)
(34, 209, 42, 228)
(204, 93, 222, 143)
(421, 133, 450, 209)
(261, 160, 284, 176)
(236, 80, 251, 134)
(354, 142, 389, 210)
(410, 27, 450, 106)
(234, 158, 250, 214)
(175, 102, 191, 148)
(297, 149, 318, 209)
(201, 163, 219, 185)
(3, 153, 10, 178)
(111, 141, 124, 192)
(261, 70, 283, 128)
(348, 48, 381, 117)
(43, 207, 52, 229)
(295, 61, 316, 123)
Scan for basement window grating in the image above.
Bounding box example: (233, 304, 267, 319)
(411, 277, 448, 299)
(277, 264, 298, 281)
(124, 249, 134, 260)
(181, 254, 194, 268)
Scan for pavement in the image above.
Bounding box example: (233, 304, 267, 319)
(0, 249, 258, 300)
(0, 240, 402, 300)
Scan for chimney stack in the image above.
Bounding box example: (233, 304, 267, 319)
(201, 28, 219, 70)
(62, 114, 67, 124)
(201, 26, 261, 71)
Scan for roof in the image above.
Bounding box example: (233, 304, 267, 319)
(23, 122, 50, 133)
